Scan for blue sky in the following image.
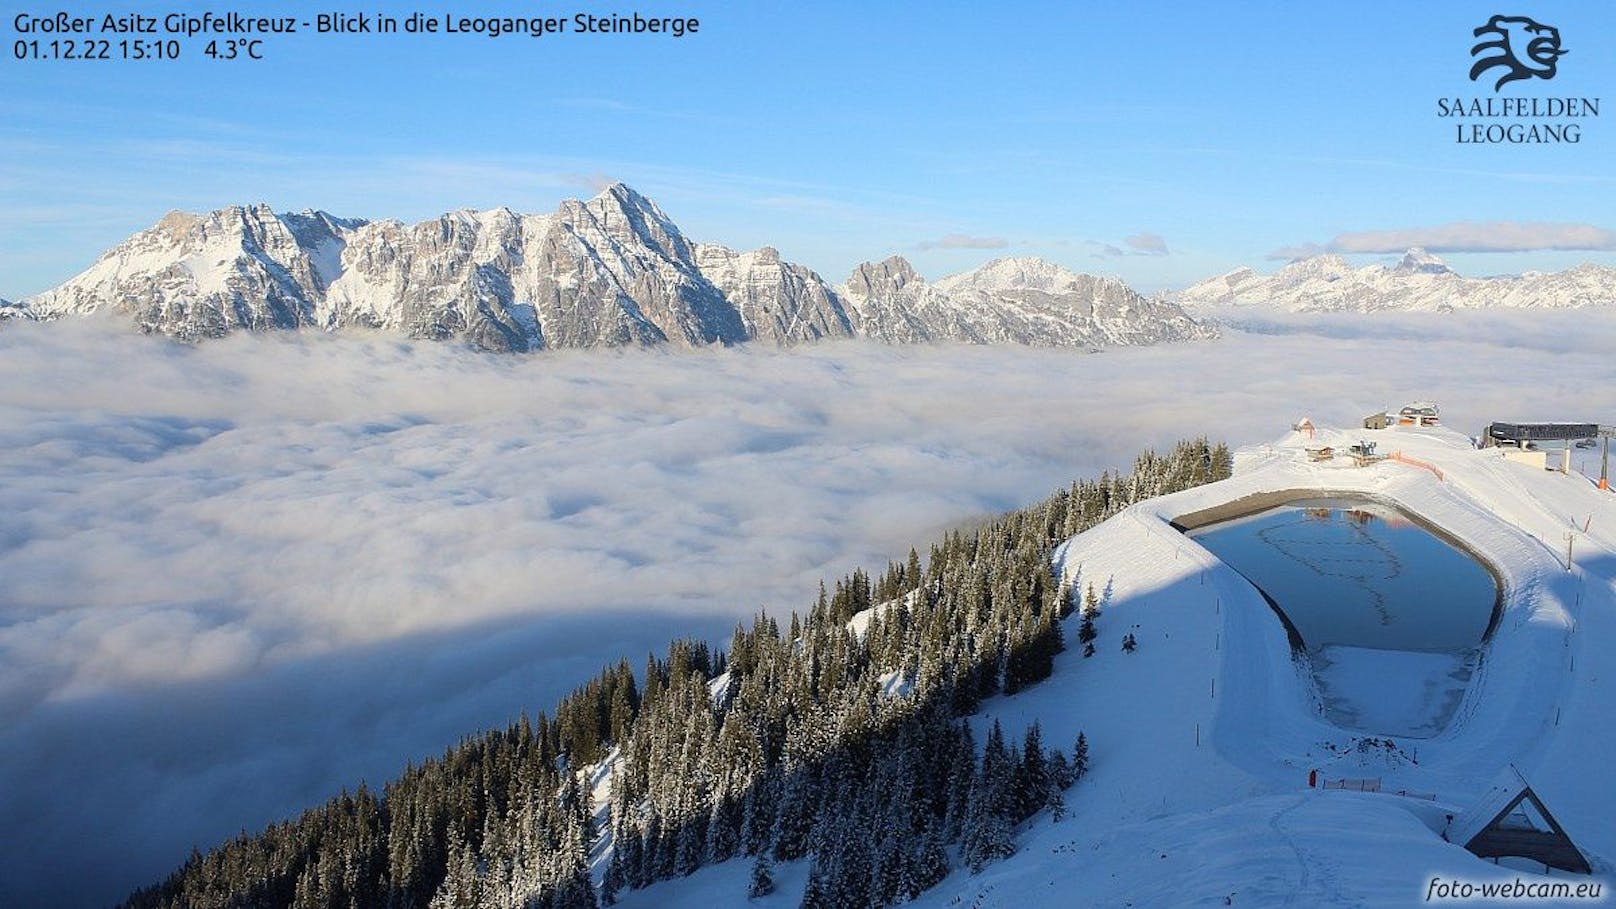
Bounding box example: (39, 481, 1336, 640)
(5, 0, 1616, 296)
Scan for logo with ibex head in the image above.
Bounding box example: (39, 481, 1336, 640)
(1470, 15, 1567, 91)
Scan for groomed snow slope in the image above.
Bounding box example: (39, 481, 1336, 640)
(613, 425, 1615, 907)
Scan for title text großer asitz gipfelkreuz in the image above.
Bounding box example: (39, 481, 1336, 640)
(14, 11, 298, 39)
(1438, 96, 1600, 144)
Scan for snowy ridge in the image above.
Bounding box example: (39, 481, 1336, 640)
(931, 256, 1088, 295)
(1175, 248, 1616, 312)
(840, 255, 1211, 348)
(14, 186, 1212, 351)
(613, 425, 1616, 907)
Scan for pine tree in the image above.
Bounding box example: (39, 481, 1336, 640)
(643, 814, 669, 883)
(1073, 732, 1090, 780)
(960, 776, 1014, 873)
(747, 853, 775, 899)
(1078, 612, 1097, 645)
(943, 724, 976, 840)
(1047, 780, 1068, 822)
(618, 824, 645, 889)
(1016, 723, 1049, 822)
(799, 859, 831, 909)
(910, 823, 951, 897)
(772, 771, 814, 861)
(1049, 749, 1074, 791)
(872, 834, 905, 908)
(705, 794, 740, 865)
(673, 808, 707, 876)
(739, 776, 774, 857)
(960, 722, 1016, 873)
(600, 848, 625, 906)
(552, 815, 600, 909)
(608, 676, 636, 745)
(428, 823, 481, 909)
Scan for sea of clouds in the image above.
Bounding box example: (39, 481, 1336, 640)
(3, 309, 1614, 906)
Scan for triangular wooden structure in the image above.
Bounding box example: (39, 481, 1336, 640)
(1447, 767, 1591, 875)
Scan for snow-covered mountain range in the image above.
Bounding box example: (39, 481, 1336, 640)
(1175, 247, 1616, 312)
(12, 184, 1211, 351)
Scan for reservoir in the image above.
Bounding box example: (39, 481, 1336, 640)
(1186, 497, 1501, 737)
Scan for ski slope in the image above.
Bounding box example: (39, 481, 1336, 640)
(612, 424, 1615, 907)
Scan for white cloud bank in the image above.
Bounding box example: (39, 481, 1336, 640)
(3, 312, 1616, 906)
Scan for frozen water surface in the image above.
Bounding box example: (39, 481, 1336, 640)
(1190, 499, 1498, 737)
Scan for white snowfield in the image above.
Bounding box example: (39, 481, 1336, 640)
(612, 425, 1615, 908)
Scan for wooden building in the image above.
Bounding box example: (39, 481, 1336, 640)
(1446, 767, 1591, 875)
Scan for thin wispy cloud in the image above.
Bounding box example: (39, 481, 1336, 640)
(3, 314, 1616, 906)
(560, 171, 618, 192)
(1126, 232, 1170, 255)
(1271, 221, 1616, 260)
(915, 233, 1009, 251)
(1088, 232, 1171, 258)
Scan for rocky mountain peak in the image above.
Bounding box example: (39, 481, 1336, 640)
(1279, 254, 1353, 280)
(844, 256, 922, 297)
(935, 256, 1081, 294)
(153, 210, 202, 239)
(1392, 247, 1455, 275)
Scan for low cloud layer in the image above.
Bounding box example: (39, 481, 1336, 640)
(3, 314, 1616, 906)
(1270, 221, 1616, 259)
(914, 233, 1008, 251)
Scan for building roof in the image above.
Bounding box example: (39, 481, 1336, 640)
(1487, 422, 1600, 442)
(1447, 766, 1591, 874)
(1448, 766, 1531, 848)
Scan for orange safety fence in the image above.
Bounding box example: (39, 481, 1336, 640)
(1308, 772, 1435, 801)
(1321, 777, 1380, 792)
(1388, 451, 1444, 482)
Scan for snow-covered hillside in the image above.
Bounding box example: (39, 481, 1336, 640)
(1177, 248, 1616, 313)
(613, 425, 1615, 907)
(13, 186, 1211, 351)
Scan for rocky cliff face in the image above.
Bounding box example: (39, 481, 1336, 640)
(18, 185, 1212, 351)
(693, 244, 855, 345)
(25, 206, 348, 339)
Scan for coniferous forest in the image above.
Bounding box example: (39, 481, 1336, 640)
(124, 439, 1232, 909)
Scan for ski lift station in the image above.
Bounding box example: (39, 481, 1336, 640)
(1360, 403, 1439, 430)
(1482, 422, 1614, 489)
(1398, 402, 1441, 427)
